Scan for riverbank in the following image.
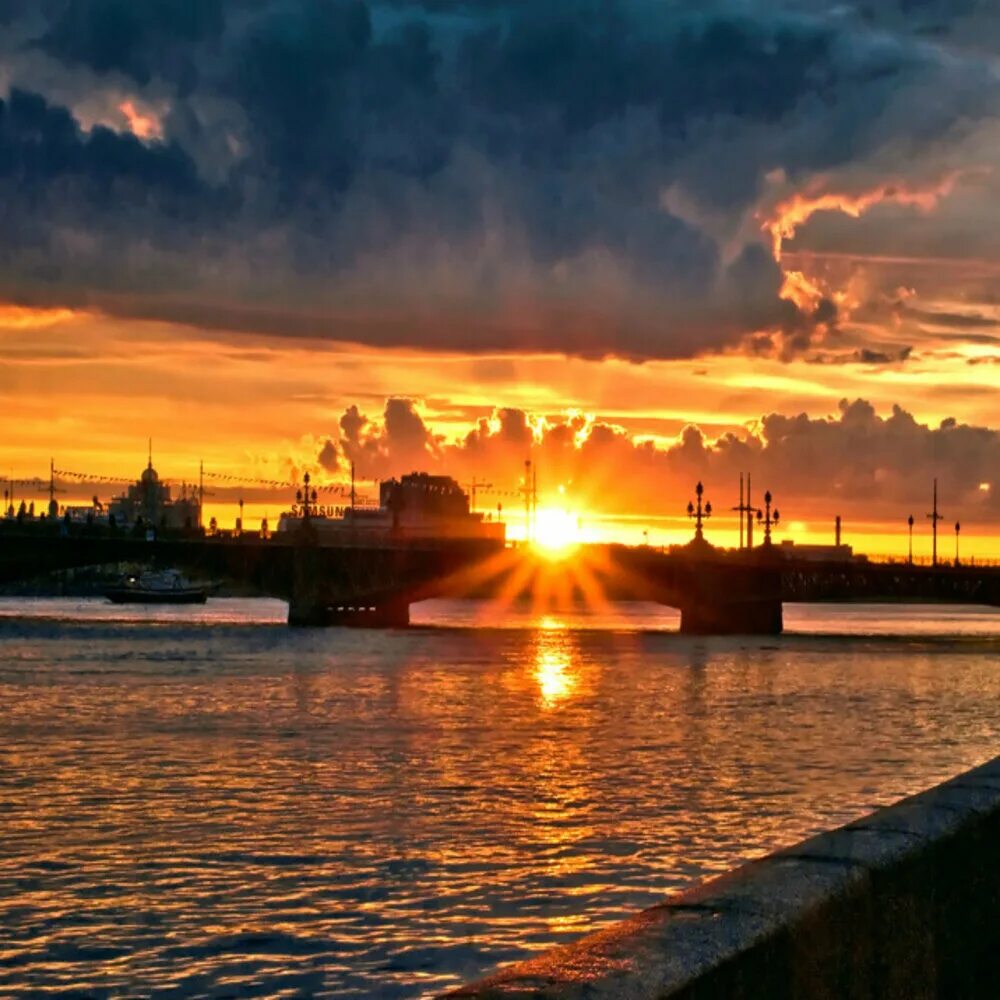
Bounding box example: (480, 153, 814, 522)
(450, 755, 1000, 998)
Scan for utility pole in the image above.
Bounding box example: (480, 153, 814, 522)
(732, 472, 758, 550)
(927, 478, 944, 567)
(523, 459, 532, 543)
(199, 460, 205, 528)
(48, 458, 57, 517)
(532, 462, 538, 540)
(350, 462, 356, 512)
(465, 477, 493, 514)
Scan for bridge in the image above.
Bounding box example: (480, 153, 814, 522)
(2, 521, 999, 633)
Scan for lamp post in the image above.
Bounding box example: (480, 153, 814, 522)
(296, 472, 318, 522)
(907, 514, 914, 565)
(955, 521, 961, 566)
(756, 490, 780, 546)
(687, 482, 712, 541)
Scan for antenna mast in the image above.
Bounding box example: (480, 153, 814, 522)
(532, 462, 538, 540)
(927, 478, 944, 567)
(732, 472, 753, 550)
(523, 459, 532, 543)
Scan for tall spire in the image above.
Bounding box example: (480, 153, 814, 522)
(148, 438, 153, 470)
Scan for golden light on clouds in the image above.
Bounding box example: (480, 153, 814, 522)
(0, 304, 83, 329)
(762, 170, 973, 261)
(118, 100, 164, 141)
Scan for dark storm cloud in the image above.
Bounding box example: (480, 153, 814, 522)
(38, 0, 226, 89)
(0, 88, 199, 196)
(0, 0, 997, 357)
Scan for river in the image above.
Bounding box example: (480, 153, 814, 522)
(1, 598, 999, 997)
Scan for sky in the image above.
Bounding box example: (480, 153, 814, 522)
(1, 0, 999, 555)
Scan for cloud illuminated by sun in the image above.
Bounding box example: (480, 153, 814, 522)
(0, 304, 83, 329)
(762, 171, 972, 261)
(119, 100, 164, 142)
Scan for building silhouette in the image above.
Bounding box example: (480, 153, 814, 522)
(108, 455, 200, 530)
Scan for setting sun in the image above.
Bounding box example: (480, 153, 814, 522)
(533, 506, 581, 558)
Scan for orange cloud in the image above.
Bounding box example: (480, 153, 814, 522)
(779, 269, 829, 314)
(762, 171, 970, 261)
(0, 304, 84, 329)
(118, 100, 163, 141)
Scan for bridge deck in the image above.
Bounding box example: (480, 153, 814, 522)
(1, 526, 998, 632)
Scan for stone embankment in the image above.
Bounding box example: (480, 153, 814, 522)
(449, 756, 1000, 999)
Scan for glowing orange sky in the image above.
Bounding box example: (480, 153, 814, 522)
(1, 165, 999, 558)
(0, 284, 996, 558)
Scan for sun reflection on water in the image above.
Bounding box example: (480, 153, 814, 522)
(533, 619, 579, 709)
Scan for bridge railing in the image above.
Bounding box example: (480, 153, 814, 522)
(862, 553, 1000, 568)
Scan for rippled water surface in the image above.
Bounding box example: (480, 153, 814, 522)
(2, 597, 1000, 997)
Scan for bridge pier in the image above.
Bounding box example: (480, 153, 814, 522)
(287, 599, 410, 628)
(288, 531, 414, 628)
(676, 559, 784, 636)
(680, 596, 783, 635)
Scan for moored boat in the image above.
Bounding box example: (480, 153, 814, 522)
(104, 569, 208, 605)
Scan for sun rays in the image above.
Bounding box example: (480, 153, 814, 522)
(423, 541, 644, 631)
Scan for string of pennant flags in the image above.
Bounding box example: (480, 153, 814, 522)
(53, 469, 131, 485)
(7, 466, 534, 501)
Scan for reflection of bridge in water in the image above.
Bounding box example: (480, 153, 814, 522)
(1, 525, 999, 634)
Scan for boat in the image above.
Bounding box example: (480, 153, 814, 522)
(104, 569, 208, 605)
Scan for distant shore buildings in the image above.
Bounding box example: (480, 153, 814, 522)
(279, 471, 505, 543)
(107, 457, 200, 531)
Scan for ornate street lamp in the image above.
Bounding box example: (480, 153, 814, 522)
(296, 472, 318, 521)
(687, 482, 712, 541)
(756, 490, 780, 546)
